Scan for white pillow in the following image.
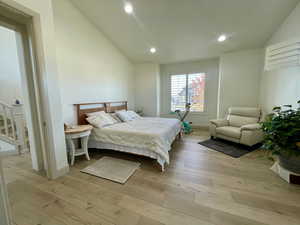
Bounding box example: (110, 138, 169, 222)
(110, 113, 122, 123)
(115, 110, 141, 122)
(86, 111, 105, 117)
(102, 112, 119, 124)
(127, 111, 141, 119)
(86, 116, 111, 128)
(88, 111, 119, 124)
(86, 112, 118, 128)
(115, 111, 132, 122)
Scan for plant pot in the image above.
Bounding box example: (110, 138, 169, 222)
(278, 155, 300, 174)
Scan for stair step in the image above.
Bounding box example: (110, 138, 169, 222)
(0, 135, 18, 146)
(1, 110, 30, 151)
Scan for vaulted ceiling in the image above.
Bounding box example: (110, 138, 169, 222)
(70, 0, 299, 64)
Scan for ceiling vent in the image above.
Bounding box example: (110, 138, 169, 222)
(264, 39, 300, 71)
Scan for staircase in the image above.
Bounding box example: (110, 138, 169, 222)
(0, 101, 28, 155)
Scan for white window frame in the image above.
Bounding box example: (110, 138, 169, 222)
(170, 73, 207, 114)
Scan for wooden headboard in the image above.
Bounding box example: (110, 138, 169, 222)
(74, 101, 128, 125)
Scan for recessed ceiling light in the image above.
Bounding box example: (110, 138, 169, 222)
(218, 34, 227, 42)
(124, 3, 133, 14)
(150, 47, 157, 54)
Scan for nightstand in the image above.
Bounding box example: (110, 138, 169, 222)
(65, 125, 93, 165)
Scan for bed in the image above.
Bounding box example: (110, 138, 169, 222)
(74, 101, 182, 171)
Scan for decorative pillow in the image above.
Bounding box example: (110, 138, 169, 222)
(86, 111, 105, 118)
(110, 113, 122, 123)
(86, 112, 118, 128)
(127, 111, 141, 119)
(104, 112, 119, 124)
(115, 110, 141, 122)
(115, 111, 132, 122)
(86, 116, 111, 128)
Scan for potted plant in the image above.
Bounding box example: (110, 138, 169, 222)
(261, 100, 300, 174)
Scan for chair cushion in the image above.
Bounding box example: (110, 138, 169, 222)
(228, 115, 259, 127)
(228, 107, 261, 118)
(216, 126, 241, 139)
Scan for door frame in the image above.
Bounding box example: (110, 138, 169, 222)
(0, 3, 59, 224)
(0, 159, 12, 225)
(0, 7, 51, 177)
(0, 0, 69, 179)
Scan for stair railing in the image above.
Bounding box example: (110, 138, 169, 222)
(0, 101, 17, 144)
(0, 101, 27, 153)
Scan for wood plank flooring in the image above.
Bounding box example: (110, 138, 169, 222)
(2, 130, 300, 225)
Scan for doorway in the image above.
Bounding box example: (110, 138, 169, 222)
(0, 4, 52, 225)
(0, 13, 47, 175)
(0, 25, 29, 156)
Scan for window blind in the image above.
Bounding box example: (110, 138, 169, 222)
(171, 73, 205, 112)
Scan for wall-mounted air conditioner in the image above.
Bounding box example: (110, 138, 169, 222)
(264, 39, 300, 71)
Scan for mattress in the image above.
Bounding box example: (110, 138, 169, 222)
(89, 117, 182, 166)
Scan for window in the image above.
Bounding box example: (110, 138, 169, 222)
(171, 73, 205, 112)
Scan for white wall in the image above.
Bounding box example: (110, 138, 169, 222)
(0, 26, 22, 105)
(53, 0, 135, 124)
(218, 49, 264, 118)
(160, 59, 219, 126)
(260, 2, 300, 113)
(134, 64, 160, 116)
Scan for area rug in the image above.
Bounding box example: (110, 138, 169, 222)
(81, 156, 140, 184)
(198, 138, 261, 158)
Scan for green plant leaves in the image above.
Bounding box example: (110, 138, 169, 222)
(262, 101, 300, 157)
(272, 106, 281, 111)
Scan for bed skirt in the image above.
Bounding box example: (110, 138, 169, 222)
(88, 140, 168, 171)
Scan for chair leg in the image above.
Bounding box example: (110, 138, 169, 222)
(177, 131, 183, 140)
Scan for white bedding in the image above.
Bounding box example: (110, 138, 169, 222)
(89, 117, 181, 166)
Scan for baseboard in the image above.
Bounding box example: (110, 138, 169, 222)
(51, 165, 69, 179)
(0, 149, 18, 157)
(192, 125, 209, 130)
(19, 148, 30, 154)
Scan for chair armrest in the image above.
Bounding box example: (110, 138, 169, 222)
(241, 123, 262, 131)
(210, 119, 228, 127)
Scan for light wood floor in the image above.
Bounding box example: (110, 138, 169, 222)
(3, 130, 300, 225)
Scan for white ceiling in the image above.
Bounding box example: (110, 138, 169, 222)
(70, 0, 299, 64)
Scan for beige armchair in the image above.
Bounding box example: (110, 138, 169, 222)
(209, 107, 263, 146)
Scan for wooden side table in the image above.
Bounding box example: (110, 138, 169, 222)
(65, 125, 93, 166)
